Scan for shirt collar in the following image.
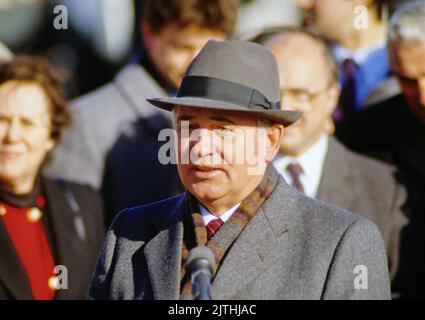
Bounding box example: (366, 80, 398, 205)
(333, 41, 386, 65)
(199, 202, 240, 226)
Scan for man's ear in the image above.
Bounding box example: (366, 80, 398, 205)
(325, 117, 335, 135)
(324, 83, 340, 135)
(266, 124, 284, 163)
(326, 82, 341, 114)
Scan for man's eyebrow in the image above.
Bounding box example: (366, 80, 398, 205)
(210, 116, 237, 124)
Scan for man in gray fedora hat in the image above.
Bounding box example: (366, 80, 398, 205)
(89, 40, 391, 300)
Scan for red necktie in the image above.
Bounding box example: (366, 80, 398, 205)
(206, 218, 224, 241)
(286, 163, 305, 194)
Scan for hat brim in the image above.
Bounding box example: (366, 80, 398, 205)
(146, 96, 301, 127)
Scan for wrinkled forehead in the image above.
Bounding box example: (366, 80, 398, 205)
(0, 80, 51, 118)
(173, 106, 260, 126)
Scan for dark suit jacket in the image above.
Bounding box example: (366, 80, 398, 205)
(101, 114, 183, 226)
(334, 95, 425, 299)
(0, 176, 105, 300)
(342, 94, 425, 174)
(89, 171, 390, 300)
(317, 137, 408, 283)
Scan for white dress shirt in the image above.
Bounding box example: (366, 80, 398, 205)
(199, 203, 240, 226)
(273, 134, 329, 198)
(333, 41, 386, 65)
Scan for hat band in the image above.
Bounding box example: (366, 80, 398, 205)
(177, 76, 280, 111)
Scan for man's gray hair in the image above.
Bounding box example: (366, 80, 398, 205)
(388, 0, 425, 46)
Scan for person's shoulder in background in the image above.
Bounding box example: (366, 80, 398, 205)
(342, 94, 419, 159)
(44, 63, 168, 188)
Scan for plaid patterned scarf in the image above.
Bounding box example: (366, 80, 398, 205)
(180, 165, 279, 299)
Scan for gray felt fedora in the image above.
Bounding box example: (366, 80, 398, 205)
(146, 40, 301, 126)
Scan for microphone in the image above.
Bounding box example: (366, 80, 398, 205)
(185, 246, 216, 300)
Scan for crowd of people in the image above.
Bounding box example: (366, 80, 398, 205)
(0, 0, 424, 300)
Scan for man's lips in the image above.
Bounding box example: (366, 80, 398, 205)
(0, 148, 24, 159)
(190, 166, 225, 179)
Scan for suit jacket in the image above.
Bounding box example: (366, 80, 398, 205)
(45, 64, 170, 189)
(340, 94, 425, 176)
(89, 172, 390, 300)
(44, 64, 182, 224)
(350, 95, 425, 223)
(0, 176, 105, 300)
(317, 137, 408, 282)
(340, 94, 425, 299)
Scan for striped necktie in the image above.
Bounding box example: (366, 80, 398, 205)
(206, 218, 224, 241)
(286, 163, 305, 194)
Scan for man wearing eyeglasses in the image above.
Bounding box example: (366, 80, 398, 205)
(338, 1, 425, 299)
(258, 27, 408, 298)
(346, 1, 425, 167)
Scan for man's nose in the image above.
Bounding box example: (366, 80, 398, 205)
(191, 128, 214, 159)
(294, 0, 314, 9)
(5, 118, 22, 143)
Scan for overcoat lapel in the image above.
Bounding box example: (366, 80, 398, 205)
(212, 177, 296, 299)
(42, 178, 88, 300)
(317, 137, 354, 209)
(0, 177, 71, 300)
(142, 177, 300, 300)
